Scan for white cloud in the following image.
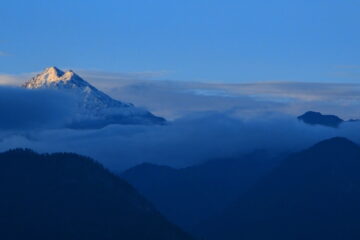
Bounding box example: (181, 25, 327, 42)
(3, 69, 360, 120)
(0, 51, 8, 56)
(80, 70, 360, 120)
(0, 74, 30, 86)
(0, 113, 343, 171)
(1, 69, 360, 172)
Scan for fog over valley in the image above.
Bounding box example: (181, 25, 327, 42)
(0, 69, 359, 170)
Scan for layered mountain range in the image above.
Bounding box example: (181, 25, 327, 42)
(122, 151, 282, 229)
(123, 136, 360, 240)
(193, 137, 360, 239)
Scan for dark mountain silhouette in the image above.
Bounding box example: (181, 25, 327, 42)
(297, 111, 344, 127)
(122, 151, 281, 229)
(0, 149, 192, 240)
(194, 137, 360, 240)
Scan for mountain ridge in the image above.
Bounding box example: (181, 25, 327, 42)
(194, 136, 360, 240)
(122, 150, 282, 229)
(0, 148, 192, 240)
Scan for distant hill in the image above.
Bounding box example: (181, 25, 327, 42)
(297, 111, 344, 127)
(0, 149, 192, 240)
(122, 151, 281, 229)
(194, 137, 360, 240)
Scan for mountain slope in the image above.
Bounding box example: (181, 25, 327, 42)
(195, 137, 360, 240)
(0, 149, 192, 240)
(23, 67, 166, 128)
(122, 151, 281, 229)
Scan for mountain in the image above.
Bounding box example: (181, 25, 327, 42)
(297, 111, 344, 127)
(0, 149, 192, 240)
(23, 67, 166, 128)
(194, 137, 360, 240)
(122, 150, 282, 230)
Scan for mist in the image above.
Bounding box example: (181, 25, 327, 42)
(0, 109, 354, 171)
(0, 82, 359, 172)
(0, 86, 75, 130)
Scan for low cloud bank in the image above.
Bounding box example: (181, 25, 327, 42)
(1, 71, 360, 171)
(78, 71, 360, 120)
(0, 110, 354, 171)
(111, 81, 360, 120)
(0, 87, 75, 130)
(3, 70, 360, 120)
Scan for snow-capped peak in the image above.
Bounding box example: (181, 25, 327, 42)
(43, 66, 64, 78)
(23, 67, 166, 128)
(23, 66, 85, 88)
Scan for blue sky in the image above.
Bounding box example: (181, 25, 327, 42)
(1, 0, 360, 82)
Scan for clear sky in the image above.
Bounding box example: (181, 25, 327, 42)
(1, 0, 360, 82)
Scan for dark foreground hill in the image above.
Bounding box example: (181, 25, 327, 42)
(122, 151, 281, 229)
(0, 149, 192, 240)
(194, 137, 360, 240)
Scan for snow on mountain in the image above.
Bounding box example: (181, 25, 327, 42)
(23, 67, 166, 128)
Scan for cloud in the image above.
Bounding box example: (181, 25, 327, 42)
(0, 73, 30, 86)
(0, 111, 349, 171)
(109, 81, 287, 119)
(6, 68, 360, 120)
(79, 70, 360, 120)
(0, 69, 360, 172)
(0, 86, 75, 130)
(76, 69, 170, 90)
(328, 65, 360, 81)
(334, 65, 360, 69)
(0, 51, 9, 56)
